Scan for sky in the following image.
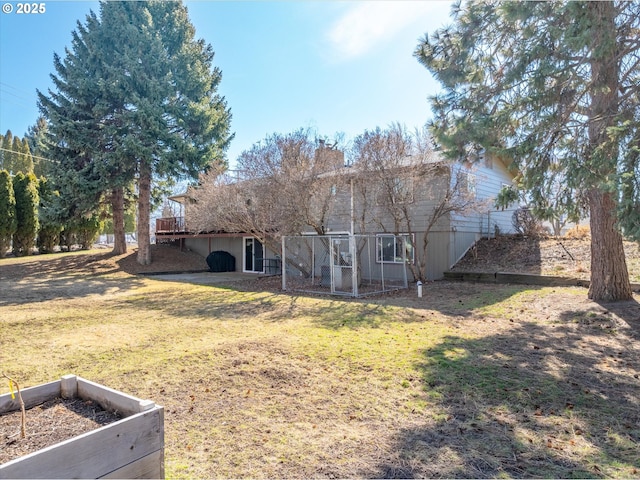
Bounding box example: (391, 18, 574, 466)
(0, 0, 454, 167)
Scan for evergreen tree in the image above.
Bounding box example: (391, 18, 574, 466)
(38, 0, 232, 264)
(12, 172, 39, 256)
(36, 176, 63, 253)
(416, 1, 640, 301)
(101, 198, 136, 241)
(26, 117, 51, 177)
(67, 214, 103, 250)
(1, 131, 14, 173)
(14, 138, 34, 174)
(11, 137, 23, 174)
(0, 170, 17, 258)
(37, 8, 129, 253)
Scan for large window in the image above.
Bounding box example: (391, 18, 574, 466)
(376, 234, 414, 264)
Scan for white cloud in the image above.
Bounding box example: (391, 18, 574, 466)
(326, 1, 449, 61)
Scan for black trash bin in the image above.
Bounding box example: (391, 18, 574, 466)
(206, 250, 236, 272)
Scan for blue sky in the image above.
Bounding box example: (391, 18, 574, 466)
(0, 0, 453, 166)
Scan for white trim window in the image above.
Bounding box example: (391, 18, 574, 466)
(376, 234, 414, 264)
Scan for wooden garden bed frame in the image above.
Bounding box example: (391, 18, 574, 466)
(0, 374, 164, 479)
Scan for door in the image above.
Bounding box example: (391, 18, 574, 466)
(243, 237, 264, 273)
(330, 236, 354, 294)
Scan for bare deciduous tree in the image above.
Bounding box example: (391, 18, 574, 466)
(188, 129, 345, 260)
(349, 123, 485, 282)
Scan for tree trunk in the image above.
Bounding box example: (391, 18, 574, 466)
(111, 187, 127, 255)
(585, 2, 632, 301)
(587, 190, 632, 301)
(137, 159, 152, 265)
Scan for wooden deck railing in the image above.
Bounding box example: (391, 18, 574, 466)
(155, 216, 186, 234)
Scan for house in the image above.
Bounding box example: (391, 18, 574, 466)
(156, 184, 284, 275)
(156, 146, 517, 283)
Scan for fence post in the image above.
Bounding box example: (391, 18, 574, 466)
(403, 234, 409, 289)
(281, 236, 287, 291)
(351, 234, 358, 297)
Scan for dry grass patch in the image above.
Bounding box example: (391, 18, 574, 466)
(1, 250, 639, 478)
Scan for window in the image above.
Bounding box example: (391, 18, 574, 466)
(376, 234, 414, 264)
(459, 172, 476, 197)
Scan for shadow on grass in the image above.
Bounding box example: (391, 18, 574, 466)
(307, 282, 545, 330)
(378, 310, 640, 478)
(118, 282, 394, 330)
(0, 252, 145, 306)
(127, 279, 538, 330)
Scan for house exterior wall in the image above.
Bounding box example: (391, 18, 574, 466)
(317, 159, 515, 280)
(450, 158, 516, 235)
(185, 236, 279, 273)
(177, 155, 515, 281)
(448, 158, 516, 267)
(185, 237, 240, 260)
(323, 172, 452, 234)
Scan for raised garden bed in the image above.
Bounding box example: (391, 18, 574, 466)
(0, 374, 164, 479)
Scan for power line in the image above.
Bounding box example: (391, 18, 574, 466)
(0, 83, 34, 108)
(0, 146, 57, 164)
(0, 82, 33, 98)
(0, 88, 32, 103)
(0, 94, 33, 109)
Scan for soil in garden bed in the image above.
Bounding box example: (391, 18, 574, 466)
(0, 397, 122, 464)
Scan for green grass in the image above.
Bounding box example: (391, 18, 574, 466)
(1, 251, 639, 478)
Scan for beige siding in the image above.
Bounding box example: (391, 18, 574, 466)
(423, 231, 451, 280)
(185, 237, 241, 260)
(321, 161, 515, 279)
(185, 236, 279, 272)
(450, 160, 516, 236)
(182, 156, 515, 280)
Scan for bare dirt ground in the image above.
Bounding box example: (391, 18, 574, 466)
(452, 235, 640, 282)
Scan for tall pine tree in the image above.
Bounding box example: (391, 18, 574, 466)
(36, 176, 63, 254)
(416, 1, 640, 301)
(39, 7, 134, 255)
(39, 1, 232, 263)
(26, 117, 51, 177)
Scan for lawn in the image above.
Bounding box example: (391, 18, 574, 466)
(1, 250, 639, 478)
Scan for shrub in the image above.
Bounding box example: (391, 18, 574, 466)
(63, 215, 103, 250)
(0, 170, 16, 257)
(563, 224, 591, 239)
(512, 207, 546, 237)
(12, 172, 39, 256)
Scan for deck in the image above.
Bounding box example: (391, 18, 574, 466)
(156, 216, 186, 234)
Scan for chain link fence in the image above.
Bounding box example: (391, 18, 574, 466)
(282, 234, 410, 297)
